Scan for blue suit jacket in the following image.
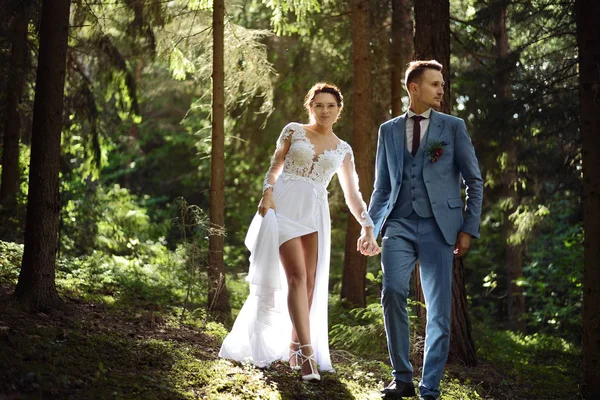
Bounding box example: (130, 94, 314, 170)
(368, 110, 483, 245)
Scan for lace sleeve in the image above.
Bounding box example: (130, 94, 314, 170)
(263, 124, 294, 192)
(337, 146, 374, 227)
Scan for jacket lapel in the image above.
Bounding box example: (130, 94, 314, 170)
(423, 110, 444, 166)
(391, 113, 407, 179)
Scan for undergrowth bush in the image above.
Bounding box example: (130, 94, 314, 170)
(0, 241, 24, 283)
(328, 296, 421, 360)
(1, 184, 213, 314)
(329, 301, 388, 357)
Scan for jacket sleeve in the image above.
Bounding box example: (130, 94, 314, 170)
(368, 123, 392, 238)
(454, 119, 483, 238)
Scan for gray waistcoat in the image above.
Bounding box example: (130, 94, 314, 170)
(389, 133, 434, 219)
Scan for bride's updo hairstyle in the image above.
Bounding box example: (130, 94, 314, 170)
(303, 82, 344, 121)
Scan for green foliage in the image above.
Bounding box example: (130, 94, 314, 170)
(157, 0, 276, 115)
(56, 248, 186, 305)
(169, 47, 196, 81)
(328, 294, 421, 360)
(0, 240, 24, 284)
(95, 185, 166, 254)
(507, 204, 550, 245)
(468, 189, 583, 341)
(474, 322, 580, 399)
(224, 273, 250, 319)
(60, 182, 169, 256)
(261, 0, 321, 35)
(0, 143, 30, 241)
(520, 198, 583, 340)
(329, 300, 388, 357)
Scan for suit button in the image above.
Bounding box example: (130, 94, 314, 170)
(412, 198, 416, 201)
(411, 187, 415, 190)
(412, 163, 416, 167)
(412, 175, 416, 178)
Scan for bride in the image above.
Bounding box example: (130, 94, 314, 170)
(219, 82, 379, 381)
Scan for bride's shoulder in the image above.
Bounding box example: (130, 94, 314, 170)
(338, 138, 352, 153)
(282, 122, 304, 132)
(278, 122, 305, 141)
(276, 122, 304, 144)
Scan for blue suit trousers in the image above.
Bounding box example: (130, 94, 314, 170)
(380, 213, 454, 398)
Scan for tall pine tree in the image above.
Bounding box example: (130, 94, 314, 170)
(15, 0, 71, 312)
(576, 0, 600, 397)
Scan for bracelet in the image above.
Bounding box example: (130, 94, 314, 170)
(263, 183, 274, 193)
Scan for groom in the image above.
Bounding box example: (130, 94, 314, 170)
(358, 60, 483, 400)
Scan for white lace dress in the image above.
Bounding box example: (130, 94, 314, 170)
(219, 122, 373, 372)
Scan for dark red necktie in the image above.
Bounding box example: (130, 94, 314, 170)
(411, 115, 425, 157)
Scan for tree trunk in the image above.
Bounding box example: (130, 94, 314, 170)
(1, 6, 28, 211)
(414, 0, 451, 114)
(207, 0, 231, 324)
(448, 256, 477, 366)
(341, 0, 372, 308)
(576, 0, 600, 398)
(413, 263, 426, 330)
(414, 0, 476, 365)
(491, 0, 525, 332)
(14, 0, 70, 312)
(391, 0, 413, 117)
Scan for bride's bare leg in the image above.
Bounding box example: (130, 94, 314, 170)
(280, 237, 311, 370)
(291, 232, 318, 348)
(302, 232, 318, 306)
(299, 232, 319, 376)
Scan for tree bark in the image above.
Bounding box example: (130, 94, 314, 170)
(391, 0, 413, 117)
(414, 0, 451, 114)
(413, 262, 426, 330)
(448, 257, 477, 366)
(341, 0, 373, 308)
(413, 0, 476, 365)
(576, 0, 600, 398)
(491, 0, 525, 332)
(14, 0, 70, 312)
(207, 0, 231, 324)
(1, 6, 28, 211)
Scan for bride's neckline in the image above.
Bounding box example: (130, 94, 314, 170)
(296, 124, 343, 163)
(300, 124, 334, 137)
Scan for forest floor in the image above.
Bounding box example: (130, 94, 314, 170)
(0, 239, 582, 400)
(0, 281, 582, 400)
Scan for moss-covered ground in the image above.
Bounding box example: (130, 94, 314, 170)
(0, 239, 581, 399)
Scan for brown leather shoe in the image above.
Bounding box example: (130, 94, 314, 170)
(380, 380, 416, 398)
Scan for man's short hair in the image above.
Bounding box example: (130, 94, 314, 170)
(405, 60, 443, 89)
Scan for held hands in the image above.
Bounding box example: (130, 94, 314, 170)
(257, 190, 276, 217)
(357, 227, 380, 256)
(454, 232, 472, 257)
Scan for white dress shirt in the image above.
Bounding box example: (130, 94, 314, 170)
(406, 108, 432, 151)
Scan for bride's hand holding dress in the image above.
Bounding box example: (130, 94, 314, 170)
(258, 191, 275, 217)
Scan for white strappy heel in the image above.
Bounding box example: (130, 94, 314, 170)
(289, 341, 302, 371)
(299, 344, 320, 381)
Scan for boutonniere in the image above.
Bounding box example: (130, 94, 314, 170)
(427, 140, 448, 163)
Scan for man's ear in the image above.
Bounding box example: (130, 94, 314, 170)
(408, 81, 418, 95)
